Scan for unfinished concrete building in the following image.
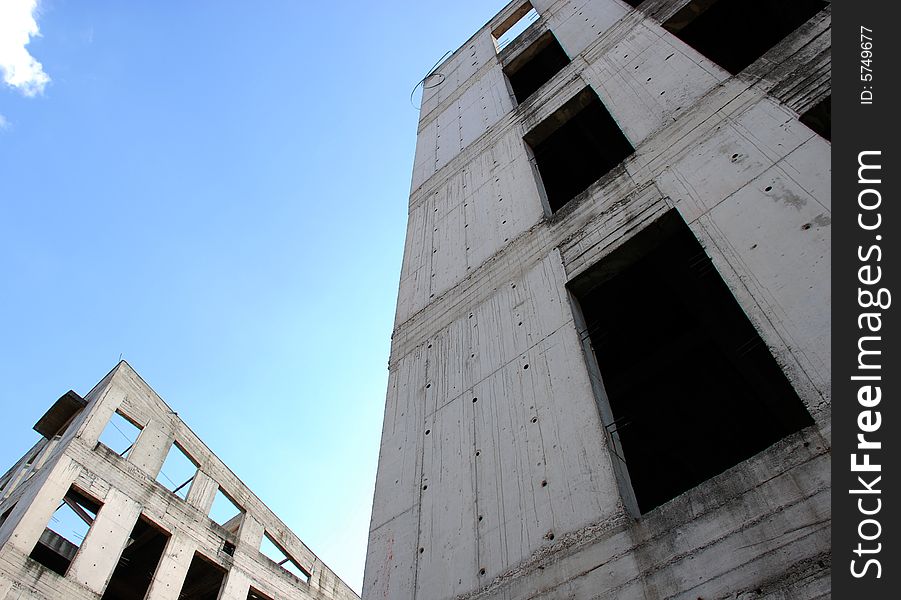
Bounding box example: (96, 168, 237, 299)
(0, 362, 358, 600)
(364, 0, 830, 598)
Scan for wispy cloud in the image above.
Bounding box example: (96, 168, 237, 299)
(0, 114, 8, 130)
(0, 0, 50, 97)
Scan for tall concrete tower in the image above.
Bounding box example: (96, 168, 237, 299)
(364, 0, 831, 598)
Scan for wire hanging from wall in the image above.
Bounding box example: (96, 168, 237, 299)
(410, 50, 451, 109)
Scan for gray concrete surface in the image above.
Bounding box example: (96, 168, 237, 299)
(363, 1, 831, 598)
(0, 361, 359, 600)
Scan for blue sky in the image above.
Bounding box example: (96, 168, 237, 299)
(0, 0, 509, 592)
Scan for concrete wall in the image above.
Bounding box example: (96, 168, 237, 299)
(0, 362, 359, 600)
(365, 1, 831, 599)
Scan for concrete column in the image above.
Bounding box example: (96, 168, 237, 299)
(310, 558, 327, 591)
(68, 487, 142, 594)
(237, 513, 265, 551)
(32, 436, 61, 470)
(77, 383, 125, 447)
(0, 573, 13, 600)
(129, 419, 174, 478)
(145, 531, 197, 600)
(0, 466, 30, 501)
(186, 470, 218, 516)
(216, 567, 251, 600)
(0, 437, 65, 502)
(0, 456, 79, 552)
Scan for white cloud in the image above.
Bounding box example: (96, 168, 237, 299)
(0, 0, 50, 97)
(0, 114, 8, 129)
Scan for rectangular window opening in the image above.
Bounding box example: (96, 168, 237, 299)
(492, 3, 540, 52)
(23, 448, 40, 468)
(29, 486, 101, 575)
(524, 87, 634, 213)
(260, 532, 310, 584)
(97, 411, 143, 458)
(662, 0, 827, 75)
(156, 441, 199, 500)
(569, 210, 814, 514)
(208, 487, 244, 533)
(248, 587, 275, 600)
(0, 503, 16, 530)
(178, 552, 227, 600)
(503, 31, 571, 104)
(799, 95, 831, 141)
(1, 446, 42, 496)
(100, 516, 170, 600)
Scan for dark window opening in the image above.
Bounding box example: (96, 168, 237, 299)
(248, 587, 275, 600)
(0, 504, 16, 530)
(570, 210, 814, 514)
(493, 3, 540, 52)
(97, 411, 143, 458)
(799, 95, 831, 141)
(504, 31, 571, 103)
(663, 0, 827, 75)
(156, 441, 198, 500)
(524, 87, 634, 213)
(29, 487, 101, 575)
(623, 0, 644, 7)
(178, 552, 227, 600)
(260, 532, 310, 584)
(100, 516, 169, 600)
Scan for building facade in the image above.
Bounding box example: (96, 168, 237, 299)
(364, 0, 830, 598)
(0, 362, 358, 600)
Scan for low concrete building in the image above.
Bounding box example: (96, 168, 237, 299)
(0, 361, 358, 600)
(364, 0, 830, 598)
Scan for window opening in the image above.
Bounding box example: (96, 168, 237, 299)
(504, 31, 571, 103)
(260, 532, 310, 583)
(524, 87, 634, 213)
(29, 487, 101, 575)
(799, 95, 831, 141)
(1, 447, 41, 497)
(663, 0, 827, 75)
(248, 588, 274, 600)
(178, 552, 227, 600)
(569, 211, 814, 514)
(100, 516, 169, 600)
(493, 3, 540, 52)
(97, 411, 143, 458)
(24, 448, 40, 467)
(0, 503, 16, 530)
(156, 442, 198, 500)
(208, 487, 244, 533)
